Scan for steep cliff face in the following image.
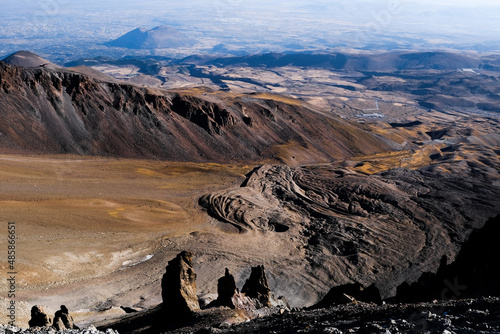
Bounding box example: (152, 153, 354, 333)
(0, 62, 395, 162)
(394, 214, 500, 303)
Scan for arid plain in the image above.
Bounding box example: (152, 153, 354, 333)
(0, 156, 256, 326)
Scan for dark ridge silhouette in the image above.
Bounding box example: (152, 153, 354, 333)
(188, 51, 483, 71)
(313, 283, 382, 309)
(395, 214, 500, 303)
(389, 120, 423, 128)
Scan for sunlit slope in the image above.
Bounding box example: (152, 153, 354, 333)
(0, 61, 397, 164)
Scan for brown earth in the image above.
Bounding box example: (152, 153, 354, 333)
(1, 131, 498, 328)
(0, 155, 254, 326)
(1, 53, 500, 332)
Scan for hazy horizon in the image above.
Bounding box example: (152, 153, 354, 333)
(1, 0, 500, 61)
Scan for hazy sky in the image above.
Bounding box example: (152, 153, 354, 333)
(410, 0, 499, 5)
(1, 0, 500, 57)
(9, 0, 499, 9)
(2, 0, 499, 17)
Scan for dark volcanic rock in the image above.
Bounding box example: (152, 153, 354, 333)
(169, 94, 235, 135)
(395, 214, 500, 303)
(101, 297, 500, 334)
(216, 268, 237, 308)
(53, 305, 77, 330)
(314, 283, 382, 308)
(161, 251, 200, 319)
(28, 305, 51, 328)
(242, 265, 271, 307)
(191, 297, 500, 334)
(201, 162, 500, 300)
(1, 324, 117, 334)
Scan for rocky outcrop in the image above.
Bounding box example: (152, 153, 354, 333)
(216, 268, 237, 308)
(28, 305, 51, 328)
(201, 162, 500, 299)
(313, 283, 382, 308)
(53, 305, 77, 330)
(212, 266, 286, 313)
(161, 251, 200, 318)
(242, 265, 272, 307)
(170, 94, 235, 135)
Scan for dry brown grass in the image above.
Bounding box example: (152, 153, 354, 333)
(247, 92, 303, 106)
(348, 143, 444, 175)
(172, 88, 304, 107)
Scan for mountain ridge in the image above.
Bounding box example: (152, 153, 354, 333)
(2, 51, 58, 68)
(0, 59, 396, 163)
(178, 51, 486, 71)
(104, 25, 197, 50)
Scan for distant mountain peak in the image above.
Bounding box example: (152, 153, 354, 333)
(2, 51, 57, 68)
(104, 25, 197, 50)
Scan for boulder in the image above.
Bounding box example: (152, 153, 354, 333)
(28, 305, 51, 328)
(161, 251, 200, 318)
(216, 268, 237, 308)
(242, 265, 271, 307)
(313, 283, 382, 309)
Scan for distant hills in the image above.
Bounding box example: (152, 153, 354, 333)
(2, 50, 57, 68)
(183, 51, 484, 71)
(104, 25, 197, 49)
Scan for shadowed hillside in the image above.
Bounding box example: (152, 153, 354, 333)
(191, 51, 484, 71)
(200, 162, 500, 299)
(0, 60, 396, 163)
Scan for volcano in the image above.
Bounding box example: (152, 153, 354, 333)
(104, 25, 197, 49)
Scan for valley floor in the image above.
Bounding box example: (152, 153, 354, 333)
(0, 155, 253, 326)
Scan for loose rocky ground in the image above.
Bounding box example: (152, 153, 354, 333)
(6, 298, 500, 334)
(182, 297, 500, 334)
(0, 324, 118, 334)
